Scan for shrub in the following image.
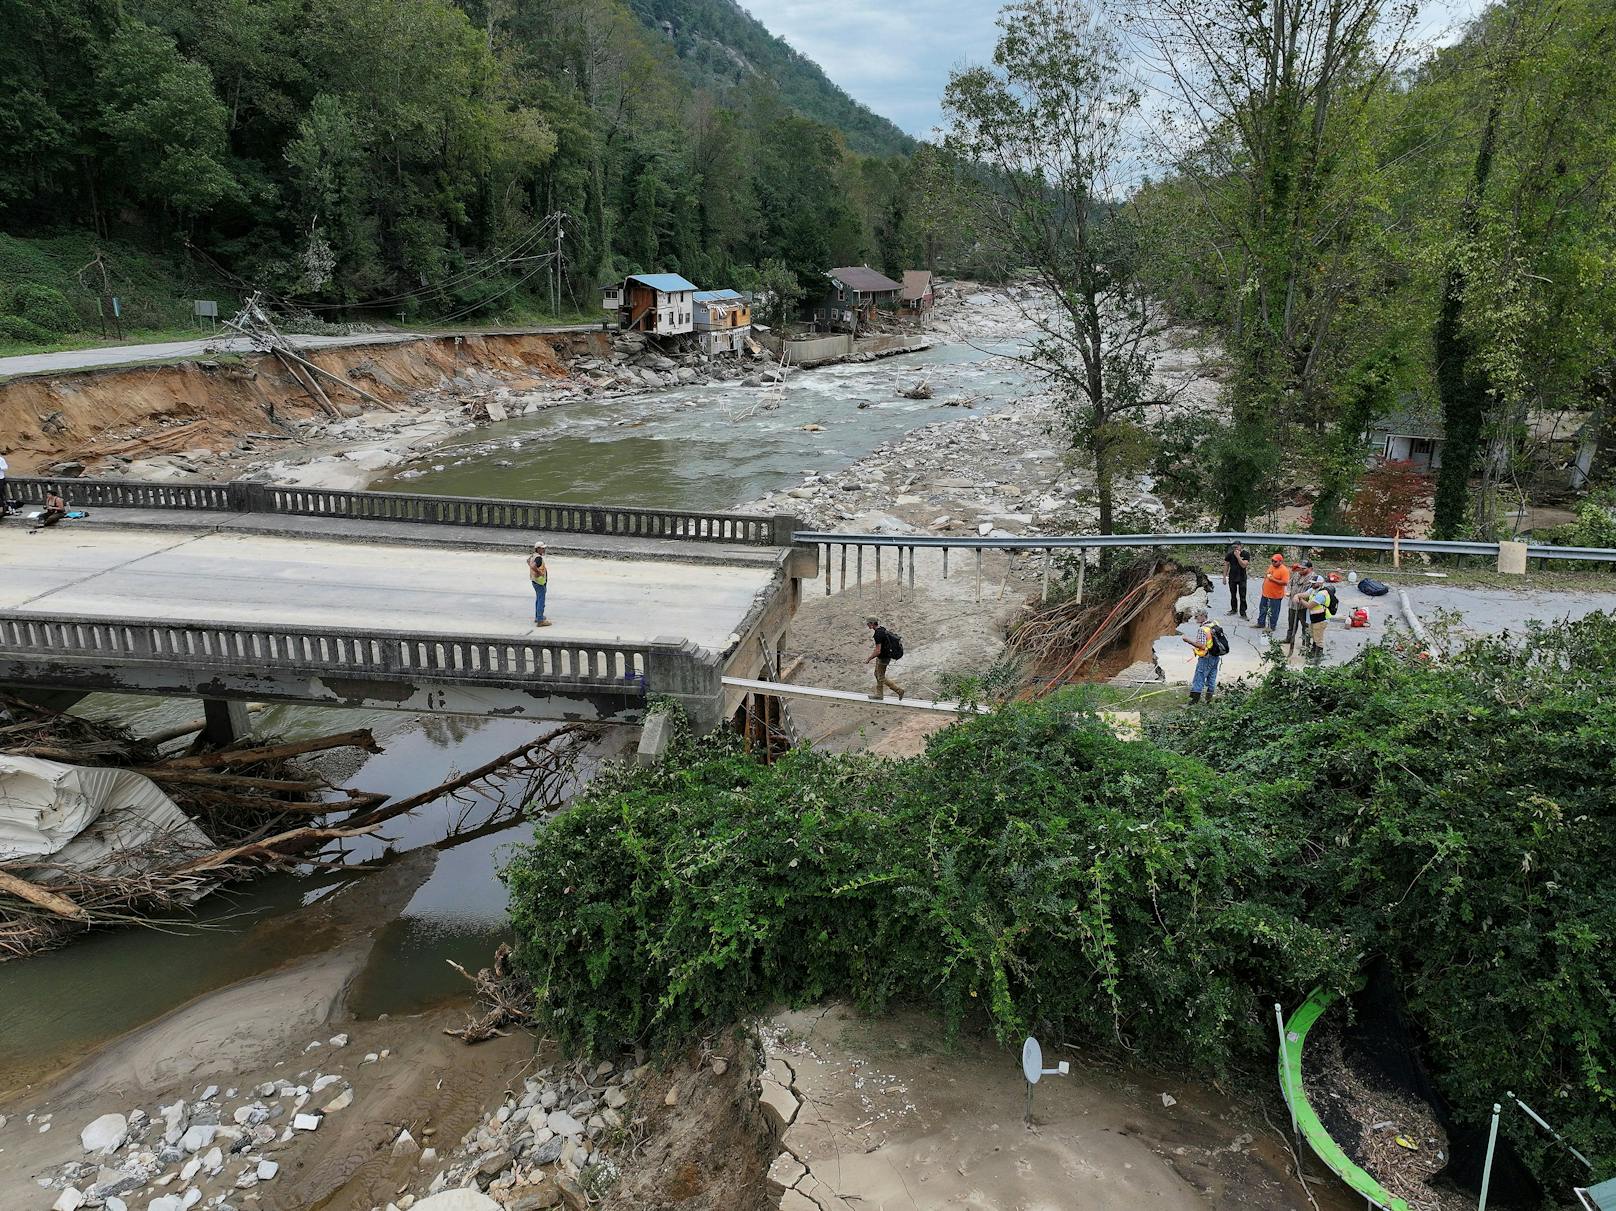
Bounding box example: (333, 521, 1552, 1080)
(506, 616, 1616, 1197)
(0, 315, 54, 344)
(5, 282, 80, 336)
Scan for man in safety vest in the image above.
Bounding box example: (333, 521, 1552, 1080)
(1304, 574, 1332, 661)
(527, 541, 552, 627)
(1182, 607, 1222, 702)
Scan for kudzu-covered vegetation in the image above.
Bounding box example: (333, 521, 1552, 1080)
(505, 614, 1616, 1196)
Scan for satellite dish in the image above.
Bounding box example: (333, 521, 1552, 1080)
(1023, 1037, 1044, 1084)
(1022, 1037, 1070, 1085)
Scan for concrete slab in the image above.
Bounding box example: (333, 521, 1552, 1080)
(1159, 577, 1616, 686)
(0, 527, 775, 652)
(9, 506, 786, 568)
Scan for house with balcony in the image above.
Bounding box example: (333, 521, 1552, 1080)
(692, 289, 752, 355)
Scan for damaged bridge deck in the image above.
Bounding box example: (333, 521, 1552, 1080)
(0, 503, 807, 726)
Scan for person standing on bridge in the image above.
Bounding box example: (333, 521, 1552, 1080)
(1224, 542, 1249, 619)
(865, 616, 906, 702)
(1256, 552, 1290, 633)
(527, 542, 552, 627)
(1182, 607, 1224, 702)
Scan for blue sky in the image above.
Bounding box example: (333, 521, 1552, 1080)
(739, 0, 1494, 139)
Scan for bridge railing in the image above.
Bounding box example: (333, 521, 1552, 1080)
(0, 612, 665, 692)
(792, 528, 1616, 564)
(7, 476, 791, 546)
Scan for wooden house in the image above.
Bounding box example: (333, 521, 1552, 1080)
(693, 289, 752, 355)
(616, 273, 697, 336)
(814, 266, 903, 332)
(1365, 411, 1445, 471)
(901, 270, 935, 313)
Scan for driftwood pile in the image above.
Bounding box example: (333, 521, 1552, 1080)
(898, 379, 932, 399)
(0, 693, 599, 959)
(1008, 558, 1193, 690)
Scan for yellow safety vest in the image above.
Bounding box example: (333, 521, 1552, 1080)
(529, 557, 547, 587)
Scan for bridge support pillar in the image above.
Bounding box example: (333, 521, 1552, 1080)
(200, 698, 252, 748)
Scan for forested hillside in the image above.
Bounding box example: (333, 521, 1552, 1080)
(0, 0, 939, 338)
(620, 0, 915, 157)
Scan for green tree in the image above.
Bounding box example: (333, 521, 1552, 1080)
(943, 0, 1163, 536)
(94, 20, 237, 222)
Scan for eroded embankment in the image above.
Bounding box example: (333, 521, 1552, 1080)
(0, 331, 600, 475)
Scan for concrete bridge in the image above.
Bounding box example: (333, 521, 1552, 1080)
(1, 477, 815, 734)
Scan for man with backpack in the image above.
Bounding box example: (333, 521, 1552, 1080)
(865, 616, 906, 701)
(1182, 607, 1227, 702)
(1305, 575, 1334, 661)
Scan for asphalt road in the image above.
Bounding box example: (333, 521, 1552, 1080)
(1159, 577, 1616, 686)
(0, 332, 429, 378)
(0, 323, 601, 379)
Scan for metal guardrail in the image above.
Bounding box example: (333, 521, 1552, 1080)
(793, 528, 1616, 564)
(8, 476, 790, 546)
(0, 613, 652, 691)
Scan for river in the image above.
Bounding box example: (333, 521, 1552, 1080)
(1, 313, 1037, 1087)
(373, 336, 1033, 508)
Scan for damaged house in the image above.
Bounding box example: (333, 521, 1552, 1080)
(814, 266, 903, 333)
(692, 289, 752, 356)
(611, 273, 698, 337)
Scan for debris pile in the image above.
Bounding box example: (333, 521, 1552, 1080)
(0, 696, 599, 960)
(1008, 559, 1194, 687)
(1308, 1025, 1471, 1211)
(35, 1033, 386, 1211)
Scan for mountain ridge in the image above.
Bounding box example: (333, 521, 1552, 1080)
(624, 0, 917, 157)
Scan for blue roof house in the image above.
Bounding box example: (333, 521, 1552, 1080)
(617, 273, 698, 336)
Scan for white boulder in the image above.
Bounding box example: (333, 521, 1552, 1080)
(80, 1113, 128, 1155)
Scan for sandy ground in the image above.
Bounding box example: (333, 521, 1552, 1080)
(0, 852, 535, 1211)
(764, 1003, 1356, 1211)
(781, 540, 1032, 756)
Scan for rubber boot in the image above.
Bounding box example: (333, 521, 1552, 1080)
(1188, 691, 1202, 703)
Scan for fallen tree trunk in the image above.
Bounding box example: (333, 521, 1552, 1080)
(0, 869, 90, 922)
(345, 724, 595, 830)
(138, 769, 324, 793)
(159, 728, 381, 770)
(185, 789, 387, 815)
(177, 824, 380, 874)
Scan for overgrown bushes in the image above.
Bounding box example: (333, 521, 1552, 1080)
(5, 282, 79, 336)
(505, 616, 1616, 1196)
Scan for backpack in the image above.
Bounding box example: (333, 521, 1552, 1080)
(885, 630, 905, 661)
(1358, 578, 1390, 597)
(1324, 586, 1339, 617)
(1208, 623, 1230, 657)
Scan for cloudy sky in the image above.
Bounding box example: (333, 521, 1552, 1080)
(739, 0, 1494, 139)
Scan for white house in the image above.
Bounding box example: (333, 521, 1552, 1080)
(616, 273, 697, 337)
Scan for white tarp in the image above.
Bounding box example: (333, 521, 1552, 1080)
(0, 756, 213, 877)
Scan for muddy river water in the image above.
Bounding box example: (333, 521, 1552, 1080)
(375, 336, 1032, 507)
(1, 326, 1037, 1088)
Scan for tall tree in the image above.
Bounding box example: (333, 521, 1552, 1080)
(943, 0, 1164, 535)
(1125, 0, 1417, 527)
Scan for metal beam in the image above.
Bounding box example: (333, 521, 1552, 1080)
(793, 529, 1616, 564)
(721, 676, 987, 714)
